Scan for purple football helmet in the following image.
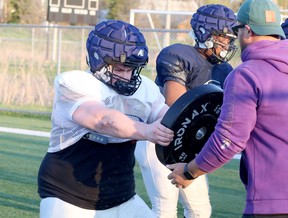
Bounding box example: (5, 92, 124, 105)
(190, 4, 237, 64)
(86, 20, 149, 96)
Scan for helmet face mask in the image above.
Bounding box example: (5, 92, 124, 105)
(86, 20, 148, 96)
(207, 34, 237, 64)
(111, 67, 143, 96)
(93, 64, 143, 96)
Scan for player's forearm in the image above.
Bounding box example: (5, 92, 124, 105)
(86, 109, 173, 145)
(72, 101, 146, 139)
(75, 108, 147, 140)
(73, 101, 173, 144)
(93, 111, 147, 140)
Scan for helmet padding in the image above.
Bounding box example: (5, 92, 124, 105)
(86, 20, 148, 72)
(86, 20, 148, 96)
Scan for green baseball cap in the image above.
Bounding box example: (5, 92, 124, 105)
(236, 0, 285, 39)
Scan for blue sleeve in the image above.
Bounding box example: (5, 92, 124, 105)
(155, 45, 189, 87)
(211, 62, 233, 88)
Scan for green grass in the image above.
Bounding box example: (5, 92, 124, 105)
(0, 114, 246, 217)
(0, 114, 51, 131)
(0, 132, 45, 218)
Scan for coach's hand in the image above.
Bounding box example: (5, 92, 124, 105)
(166, 163, 194, 188)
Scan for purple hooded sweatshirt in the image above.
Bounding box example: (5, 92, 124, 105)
(195, 39, 288, 214)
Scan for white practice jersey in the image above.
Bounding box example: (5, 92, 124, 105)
(48, 70, 166, 153)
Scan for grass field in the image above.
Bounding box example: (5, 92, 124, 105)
(0, 113, 246, 218)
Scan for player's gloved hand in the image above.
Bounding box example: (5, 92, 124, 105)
(146, 118, 174, 146)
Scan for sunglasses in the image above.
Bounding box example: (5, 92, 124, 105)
(232, 24, 246, 36)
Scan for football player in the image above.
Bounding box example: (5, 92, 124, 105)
(135, 4, 238, 218)
(37, 19, 174, 218)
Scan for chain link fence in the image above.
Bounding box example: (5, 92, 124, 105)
(0, 23, 258, 113)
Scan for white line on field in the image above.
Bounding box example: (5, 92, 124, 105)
(0, 126, 50, 138)
(0, 126, 241, 159)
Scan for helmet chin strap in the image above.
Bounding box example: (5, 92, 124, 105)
(190, 29, 215, 49)
(195, 42, 222, 64)
(94, 66, 111, 83)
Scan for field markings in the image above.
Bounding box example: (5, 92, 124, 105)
(0, 126, 50, 137)
(0, 126, 241, 159)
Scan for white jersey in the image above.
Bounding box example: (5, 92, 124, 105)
(48, 70, 166, 153)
